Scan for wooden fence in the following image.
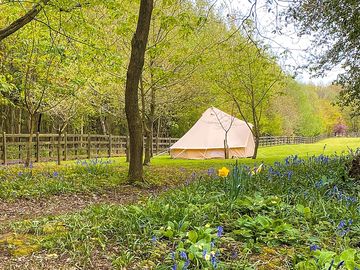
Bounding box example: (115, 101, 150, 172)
(0, 133, 178, 165)
(258, 133, 360, 147)
(0, 132, 359, 165)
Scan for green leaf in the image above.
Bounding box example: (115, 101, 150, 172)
(188, 230, 198, 243)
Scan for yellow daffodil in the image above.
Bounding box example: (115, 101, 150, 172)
(218, 167, 230, 177)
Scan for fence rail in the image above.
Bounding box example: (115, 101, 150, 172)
(0, 132, 359, 165)
(0, 133, 179, 165)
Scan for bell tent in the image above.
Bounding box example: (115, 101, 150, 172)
(170, 107, 255, 159)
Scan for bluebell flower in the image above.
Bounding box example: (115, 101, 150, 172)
(310, 244, 321, 251)
(207, 168, 215, 176)
(202, 249, 207, 259)
(285, 157, 290, 165)
(217, 226, 224, 237)
(172, 263, 177, 270)
(180, 251, 187, 260)
(170, 251, 175, 260)
(315, 180, 323, 189)
(211, 253, 217, 268)
(210, 241, 215, 248)
(53, 171, 59, 177)
(183, 260, 190, 269)
(231, 251, 238, 259)
(337, 220, 346, 229)
(18, 172, 23, 177)
(287, 171, 293, 180)
(151, 235, 157, 243)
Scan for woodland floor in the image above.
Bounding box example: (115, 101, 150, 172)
(0, 138, 359, 269)
(0, 185, 169, 270)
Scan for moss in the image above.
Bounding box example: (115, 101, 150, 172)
(0, 233, 41, 257)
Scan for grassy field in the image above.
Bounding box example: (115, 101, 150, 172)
(149, 137, 360, 168)
(0, 137, 358, 269)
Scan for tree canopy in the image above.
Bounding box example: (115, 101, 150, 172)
(288, 0, 360, 116)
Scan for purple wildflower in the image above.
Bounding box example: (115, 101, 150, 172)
(310, 244, 321, 251)
(217, 226, 224, 237)
(180, 251, 187, 260)
(151, 235, 157, 243)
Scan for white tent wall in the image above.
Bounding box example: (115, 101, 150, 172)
(170, 107, 255, 159)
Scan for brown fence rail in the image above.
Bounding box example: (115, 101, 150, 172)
(0, 133, 179, 165)
(0, 132, 359, 165)
(258, 133, 360, 147)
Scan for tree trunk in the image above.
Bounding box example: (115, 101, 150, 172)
(37, 113, 42, 133)
(224, 133, 229, 159)
(143, 127, 151, 165)
(25, 114, 35, 167)
(18, 108, 22, 134)
(100, 115, 107, 135)
(252, 134, 260, 159)
(143, 87, 155, 165)
(125, 0, 153, 182)
(10, 106, 15, 134)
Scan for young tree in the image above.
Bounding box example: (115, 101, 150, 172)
(212, 107, 235, 159)
(214, 40, 284, 158)
(125, 0, 153, 183)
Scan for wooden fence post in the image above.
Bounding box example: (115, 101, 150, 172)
(57, 132, 61, 165)
(2, 132, 6, 165)
(64, 132, 68, 161)
(108, 134, 112, 158)
(156, 136, 159, 155)
(87, 134, 91, 159)
(36, 132, 40, 162)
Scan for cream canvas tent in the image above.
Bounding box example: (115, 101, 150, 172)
(170, 107, 255, 159)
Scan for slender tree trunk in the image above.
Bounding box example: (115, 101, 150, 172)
(252, 130, 260, 159)
(100, 116, 107, 135)
(144, 126, 151, 165)
(37, 113, 42, 133)
(18, 108, 22, 134)
(25, 114, 35, 166)
(224, 132, 229, 159)
(10, 106, 15, 134)
(124, 0, 153, 183)
(143, 87, 155, 165)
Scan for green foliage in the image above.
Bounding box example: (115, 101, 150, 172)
(296, 249, 360, 270)
(288, 0, 360, 117)
(4, 144, 360, 268)
(0, 159, 125, 200)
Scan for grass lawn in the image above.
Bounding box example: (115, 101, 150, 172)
(148, 137, 360, 168)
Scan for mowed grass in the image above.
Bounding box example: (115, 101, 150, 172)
(147, 137, 360, 168)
